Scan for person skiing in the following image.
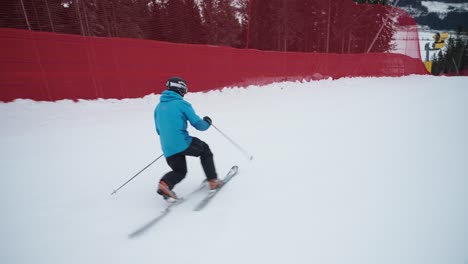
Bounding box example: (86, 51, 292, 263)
(154, 77, 223, 201)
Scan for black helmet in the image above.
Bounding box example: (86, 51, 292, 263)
(166, 77, 188, 96)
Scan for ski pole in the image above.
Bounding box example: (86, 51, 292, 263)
(211, 124, 253, 161)
(111, 154, 164, 195)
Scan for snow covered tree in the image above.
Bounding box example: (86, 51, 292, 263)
(431, 30, 468, 75)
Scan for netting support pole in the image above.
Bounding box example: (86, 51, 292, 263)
(44, 0, 55, 32)
(246, 0, 252, 49)
(366, 0, 400, 53)
(75, 0, 86, 36)
(19, 0, 31, 30)
(326, 1, 331, 53)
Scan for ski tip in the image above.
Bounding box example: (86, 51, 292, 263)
(128, 231, 140, 239)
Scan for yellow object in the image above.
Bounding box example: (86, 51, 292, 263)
(433, 32, 449, 42)
(432, 32, 449, 49)
(433, 42, 446, 49)
(424, 61, 432, 73)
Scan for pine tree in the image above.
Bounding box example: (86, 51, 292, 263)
(185, 0, 205, 44)
(216, 0, 243, 47)
(148, 0, 167, 41)
(0, 0, 35, 30)
(164, 0, 189, 42)
(201, 0, 219, 45)
(16, 0, 57, 32)
(431, 30, 468, 75)
(431, 49, 445, 75)
(126, 0, 153, 39)
(462, 36, 468, 72)
(112, 0, 147, 39)
(5, 0, 82, 34)
(47, 0, 81, 35)
(247, 0, 396, 53)
(248, 0, 288, 51)
(78, 0, 107, 36)
(235, 0, 249, 48)
(446, 30, 466, 74)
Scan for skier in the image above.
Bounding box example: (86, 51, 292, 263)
(154, 77, 223, 201)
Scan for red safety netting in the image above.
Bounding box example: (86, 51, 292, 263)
(0, 28, 426, 102)
(0, 0, 427, 102)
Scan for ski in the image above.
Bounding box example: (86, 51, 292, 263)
(128, 181, 206, 238)
(194, 165, 239, 211)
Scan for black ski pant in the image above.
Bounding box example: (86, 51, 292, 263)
(161, 137, 218, 189)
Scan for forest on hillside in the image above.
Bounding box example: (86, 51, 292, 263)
(398, 0, 468, 30)
(1, 0, 399, 54)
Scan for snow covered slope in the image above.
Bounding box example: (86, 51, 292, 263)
(1, 75, 467, 264)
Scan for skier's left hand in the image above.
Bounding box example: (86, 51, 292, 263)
(203, 116, 212, 125)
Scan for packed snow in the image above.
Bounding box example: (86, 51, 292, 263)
(1, 75, 467, 264)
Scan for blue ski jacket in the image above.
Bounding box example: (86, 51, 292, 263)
(154, 90, 210, 157)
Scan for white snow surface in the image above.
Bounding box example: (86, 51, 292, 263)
(421, 1, 468, 19)
(1, 75, 468, 264)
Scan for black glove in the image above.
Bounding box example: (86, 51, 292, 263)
(203, 116, 212, 126)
